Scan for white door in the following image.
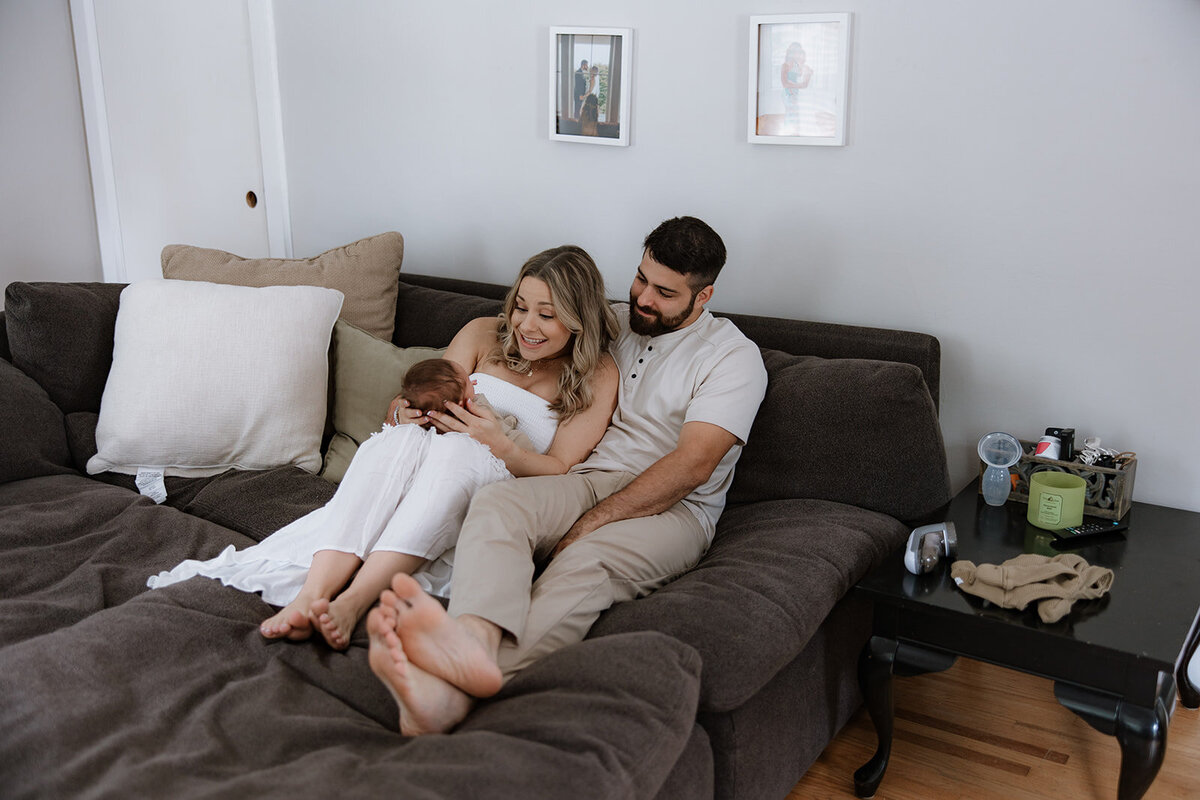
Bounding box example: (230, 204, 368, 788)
(72, 0, 289, 282)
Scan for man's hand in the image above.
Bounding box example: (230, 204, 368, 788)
(550, 421, 738, 558)
(551, 514, 600, 558)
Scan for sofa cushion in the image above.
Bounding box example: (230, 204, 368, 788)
(0, 359, 74, 483)
(321, 319, 445, 482)
(162, 231, 404, 341)
(3, 281, 124, 413)
(728, 349, 950, 521)
(457, 631, 702, 800)
(393, 281, 503, 348)
(181, 466, 336, 543)
(590, 497, 907, 712)
(88, 280, 343, 478)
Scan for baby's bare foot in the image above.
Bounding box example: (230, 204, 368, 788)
(367, 607, 473, 735)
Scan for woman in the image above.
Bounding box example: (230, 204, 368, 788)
(148, 245, 619, 649)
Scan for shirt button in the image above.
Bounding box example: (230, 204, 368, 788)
(631, 374, 637, 379)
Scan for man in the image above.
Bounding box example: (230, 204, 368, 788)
(573, 59, 589, 118)
(367, 216, 769, 735)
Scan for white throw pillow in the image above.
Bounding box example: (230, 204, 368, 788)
(87, 280, 344, 478)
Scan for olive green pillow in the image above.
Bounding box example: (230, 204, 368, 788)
(321, 319, 444, 483)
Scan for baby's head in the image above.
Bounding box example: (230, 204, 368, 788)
(401, 359, 473, 425)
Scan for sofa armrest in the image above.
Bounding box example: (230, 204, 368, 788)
(589, 498, 907, 712)
(1, 309, 9, 362)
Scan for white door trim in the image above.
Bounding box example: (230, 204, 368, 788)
(69, 0, 292, 282)
(69, 0, 125, 281)
(248, 0, 292, 258)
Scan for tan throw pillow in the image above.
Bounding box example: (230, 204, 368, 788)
(321, 319, 445, 483)
(88, 280, 344, 479)
(161, 232, 404, 341)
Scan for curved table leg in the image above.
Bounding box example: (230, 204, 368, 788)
(852, 637, 956, 798)
(1176, 624, 1199, 709)
(1115, 699, 1169, 800)
(1056, 679, 1172, 800)
(854, 636, 898, 799)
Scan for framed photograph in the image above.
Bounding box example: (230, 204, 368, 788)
(549, 26, 633, 146)
(747, 13, 852, 146)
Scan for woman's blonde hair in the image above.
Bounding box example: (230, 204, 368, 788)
(492, 245, 617, 421)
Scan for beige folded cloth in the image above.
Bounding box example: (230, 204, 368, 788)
(950, 553, 1114, 623)
(471, 394, 534, 452)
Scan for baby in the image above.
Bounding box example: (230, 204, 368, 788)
(394, 358, 472, 428)
(392, 358, 532, 449)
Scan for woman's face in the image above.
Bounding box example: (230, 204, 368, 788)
(511, 276, 573, 362)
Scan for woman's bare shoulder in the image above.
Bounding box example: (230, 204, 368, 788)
(447, 316, 502, 371)
(460, 315, 501, 338)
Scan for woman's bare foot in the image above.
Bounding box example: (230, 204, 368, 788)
(260, 600, 314, 641)
(311, 597, 359, 650)
(367, 607, 474, 735)
(263, 550, 361, 642)
(382, 574, 504, 698)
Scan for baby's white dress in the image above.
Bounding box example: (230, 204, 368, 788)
(147, 373, 557, 606)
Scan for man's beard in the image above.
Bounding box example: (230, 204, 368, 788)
(628, 292, 696, 336)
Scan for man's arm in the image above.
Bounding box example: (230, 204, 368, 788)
(551, 420, 738, 556)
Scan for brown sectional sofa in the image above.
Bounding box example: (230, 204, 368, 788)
(0, 273, 951, 799)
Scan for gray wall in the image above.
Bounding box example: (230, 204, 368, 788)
(0, 0, 100, 286)
(6, 1, 1198, 511)
(273, 0, 1200, 511)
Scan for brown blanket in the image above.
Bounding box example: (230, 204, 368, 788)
(0, 474, 701, 799)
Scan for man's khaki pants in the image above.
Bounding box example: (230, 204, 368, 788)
(447, 470, 709, 679)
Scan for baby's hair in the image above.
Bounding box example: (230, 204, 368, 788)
(401, 359, 468, 415)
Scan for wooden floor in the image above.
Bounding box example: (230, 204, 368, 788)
(789, 657, 1199, 799)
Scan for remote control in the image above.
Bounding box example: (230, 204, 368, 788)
(1049, 519, 1129, 547)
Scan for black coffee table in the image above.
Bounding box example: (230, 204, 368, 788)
(852, 484, 1200, 800)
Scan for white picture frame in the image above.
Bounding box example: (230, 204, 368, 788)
(747, 13, 852, 146)
(549, 26, 633, 146)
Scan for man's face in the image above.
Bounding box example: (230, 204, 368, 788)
(628, 252, 711, 336)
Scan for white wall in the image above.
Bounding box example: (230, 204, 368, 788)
(7, 1, 1196, 512)
(0, 0, 101, 286)
(272, 0, 1200, 511)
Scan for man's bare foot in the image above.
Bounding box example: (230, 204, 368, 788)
(367, 607, 474, 735)
(260, 600, 314, 641)
(311, 597, 359, 650)
(382, 574, 503, 698)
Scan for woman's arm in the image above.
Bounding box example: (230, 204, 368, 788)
(432, 354, 618, 476)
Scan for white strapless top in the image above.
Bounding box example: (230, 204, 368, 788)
(470, 372, 558, 454)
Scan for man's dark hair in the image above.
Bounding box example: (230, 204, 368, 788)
(642, 216, 726, 290)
